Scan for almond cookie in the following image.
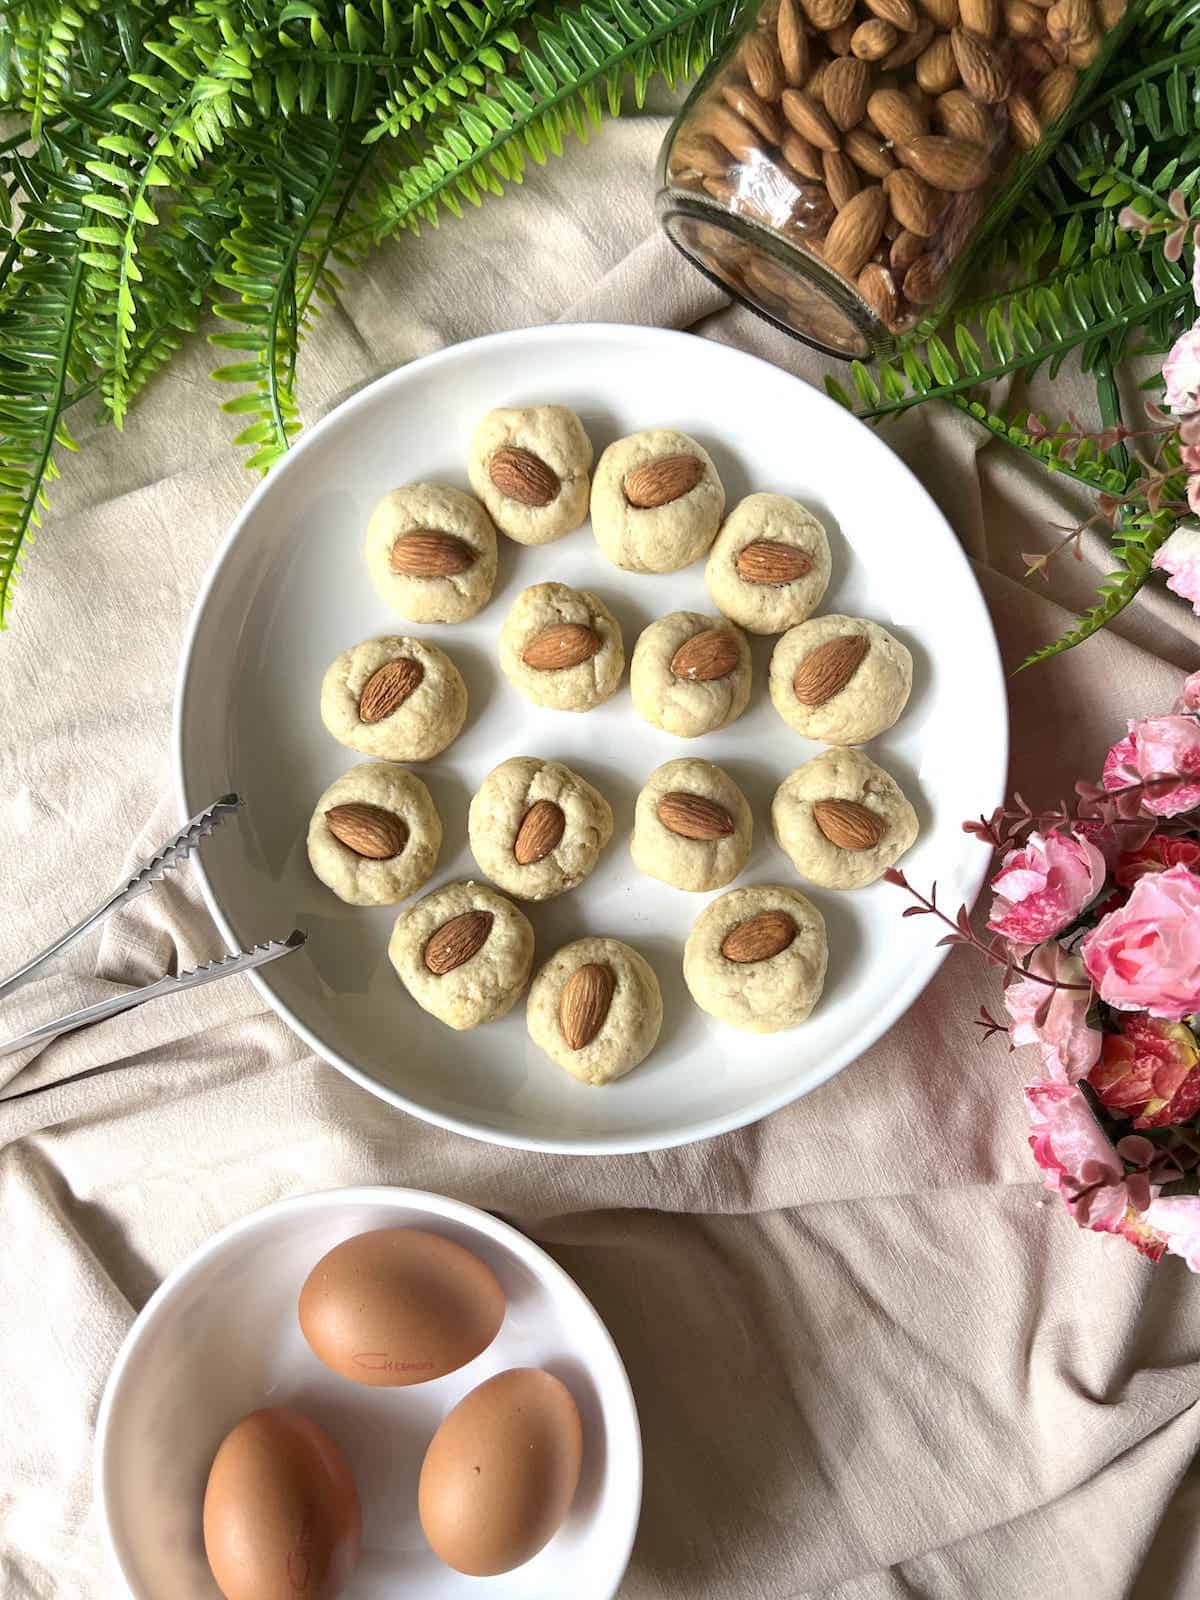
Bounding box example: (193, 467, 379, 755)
(590, 427, 725, 573)
(307, 762, 442, 907)
(683, 884, 827, 1033)
(705, 493, 831, 635)
(467, 404, 593, 545)
(630, 612, 752, 738)
(389, 881, 534, 1030)
(364, 483, 497, 624)
(468, 756, 613, 901)
(769, 615, 913, 744)
(320, 635, 467, 762)
(772, 747, 918, 890)
(526, 936, 663, 1086)
(631, 758, 752, 892)
(498, 581, 624, 712)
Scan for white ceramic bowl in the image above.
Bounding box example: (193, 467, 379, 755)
(94, 1186, 641, 1599)
(174, 323, 1007, 1153)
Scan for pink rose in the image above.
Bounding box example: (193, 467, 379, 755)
(1140, 1196, 1200, 1271)
(1175, 671, 1200, 714)
(987, 829, 1106, 945)
(1087, 1014, 1200, 1129)
(1025, 1083, 1140, 1232)
(1152, 525, 1200, 614)
(1115, 833, 1200, 887)
(1081, 865, 1200, 1021)
(1004, 946, 1100, 1083)
(1103, 715, 1200, 817)
(1163, 324, 1200, 413)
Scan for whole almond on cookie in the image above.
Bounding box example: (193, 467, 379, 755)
(821, 185, 887, 278)
(513, 799, 566, 865)
(670, 628, 740, 682)
(559, 962, 616, 1049)
(489, 445, 560, 507)
(657, 792, 736, 841)
(721, 910, 798, 964)
(389, 531, 476, 577)
(813, 798, 884, 850)
(950, 27, 1012, 103)
(522, 622, 602, 671)
(326, 802, 408, 860)
(424, 909, 494, 975)
(624, 454, 704, 508)
(736, 540, 814, 585)
(793, 634, 870, 705)
(358, 658, 423, 723)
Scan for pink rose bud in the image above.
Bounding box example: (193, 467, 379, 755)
(987, 829, 1106, 946)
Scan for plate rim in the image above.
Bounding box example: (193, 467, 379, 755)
(93, 1182, 643, 1600)
(173, 320, 1009, 1155)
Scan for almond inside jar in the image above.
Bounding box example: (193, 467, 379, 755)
(659, 0, 1129, 349)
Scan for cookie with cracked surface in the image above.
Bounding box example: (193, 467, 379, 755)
(631, 758, 752, 892)
(526, 936, 663, 1086)
(772, 747, 918, 890)
(769, 614, 912, 745)
(388, 881, 534, 1030)
(308, 762, 442, 907)
(629, 611, 752, 738)
(364, 482, 497, 623)
(468, 756, 613, 901)
(498, 581, 624, 711)
(705, 493, 831, 635)
(320, 635, 467, 761)
(590, 427, 725, 574)
(683, 884, 827, 1033)
(467, 404, 593, 545)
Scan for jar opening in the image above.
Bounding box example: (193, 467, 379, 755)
(659, 198, 873, 359)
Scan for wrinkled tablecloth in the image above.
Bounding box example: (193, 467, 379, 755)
(2, 103, 1199, 1600)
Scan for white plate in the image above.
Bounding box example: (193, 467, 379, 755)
(95, 1186, 641, 1599)
(174, 323, 1006, 1154)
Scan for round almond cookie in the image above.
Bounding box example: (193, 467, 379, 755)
(590, 427, 724, 573)
(705, 493, 831, 635)
(683, 884, 828, 1034)
(631, 758, 752, 892)
(320, 635, 467, 762)
(498, 581, 624, 712)
(468, 756, 613, 901)
(526, 936, 663, 1086)
(388, 881, 534, 1030)
(769, 615, 912, 745)
(364, 483, 497, 624)
(629, 611, 752, 738)
(308, 762, 442, 906)
(772, 747, 919, 890)
(466, 404, 593, 545)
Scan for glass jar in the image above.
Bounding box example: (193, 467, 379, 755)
(657, 0, 1138, 360)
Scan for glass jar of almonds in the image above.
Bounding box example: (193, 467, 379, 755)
(657, 0, 1138, 358)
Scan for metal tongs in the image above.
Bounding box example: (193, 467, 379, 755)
(0, 795, 305, 1058)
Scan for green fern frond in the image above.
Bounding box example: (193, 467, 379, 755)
(348, 0, 745, 242)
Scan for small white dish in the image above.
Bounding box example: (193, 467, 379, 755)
(174, 323, 1007, 1153)
(94, 1186, 641, 1599)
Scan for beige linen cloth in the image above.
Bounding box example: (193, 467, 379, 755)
(2, 105, 1200, 1600)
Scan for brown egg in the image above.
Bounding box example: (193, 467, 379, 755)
(202, 1406, 361, 1600)
(298, 1227, 505, 1387)
(418, 1367, 583, 1576)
